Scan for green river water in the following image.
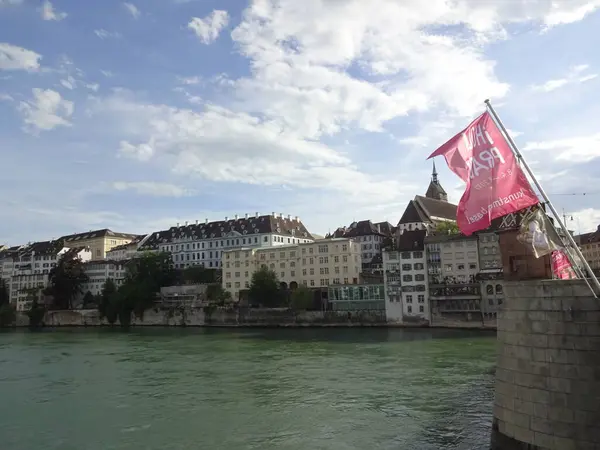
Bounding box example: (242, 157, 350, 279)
(0, 328, 496, 450)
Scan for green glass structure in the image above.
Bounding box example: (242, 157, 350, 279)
(327, 284, 385, 311)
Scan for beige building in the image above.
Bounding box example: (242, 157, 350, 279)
(575, 225, 600, 272)
(61, 229, 139, 261)
(222, 238, 361, 299)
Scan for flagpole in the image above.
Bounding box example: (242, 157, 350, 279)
(484, 99, 600, 297)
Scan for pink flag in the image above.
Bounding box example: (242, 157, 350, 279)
(551, 250, 577, 280)
(428, 112, 539, 235)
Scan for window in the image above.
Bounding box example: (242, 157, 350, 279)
(413, 251, 423, 259)
(334, 266, 340, 274)
(280, 252, 285, 258)
(469, 263, 477, 270)
(309, 257, 314, 265)
(310, 280, 315, 286)
(496, 284, 503, 294)
(320, 279, 328, 286)
(407, 305, 412, 313)
(486, 285, 493, 294)
(245, 281, 250, 288)
(401, 252, 411, 259)
(290, 251, 296, 258)
(415, 274, 425, 281)
(406, 295, 413, 303)
(342, 244, 348, 251)
(302, 269, 307, 275)
(319, 257, 324, 264)
(225, 282, 231, 288)
(234, 282, 240, 288)
(402, 275, 413, 282)
(291, 271, 295, 277)
(419, 305, 424, 313)
(290, 261, 296, 268)
(334, 256, 339, 263)
(318, 244, 328, 253)
(343, 277, 349, 284)
(417, 294, 424, 303)
(310, 268, 314, 275)
(260, 253, 266, 260)
(457, 264, 465, 270)
(235, 272, 240, 277)
(343, 256, 348, 262)
(281, 272, 285, 278)
(413, 263, 424, 270)
(402, 264, 411, 271)
(309, 248, 314, 254)
(444, 264, 453, 272)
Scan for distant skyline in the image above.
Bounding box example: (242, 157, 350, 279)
(2, 0, 600, 244)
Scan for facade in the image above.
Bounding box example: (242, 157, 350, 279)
(327, 284, 385, 311)
(6, 241, 92, 311)
(105, 234, 148, 261)
(221, 238, 361, 300)
(477, 231, 504, 316)
(426, 233, 482, 320)
(79, 260, 128, 300)
(575, 225, 600, 272)
(143, 213, 314, 270)
(61, 229, 138, 261)
(397, 230, 429, 319)
(160, 285, 208, 308)
(382, 249, 402, 321)
(327, 220, 393, 268)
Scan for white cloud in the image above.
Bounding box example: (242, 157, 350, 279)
(94, 29, 122, 39)
(524, 133, 600, 163)
(543, 1, 600, 27)
(188, 10, 229, 44)
(0, 43, 41, 71)
(177, 75, 202, 85)
(571, 208, 600, 234)
(111, 181, 194, 197)
(40, 1, 67, 21)
(18, 88, 74, 133)
(60, 75, 76, 90)
(123, 2, 140, 19)
(86, 83, 99, 91)
(100, 70, 114, 77)
(0, 0, 23, 6)
(532, 64, 597, 92)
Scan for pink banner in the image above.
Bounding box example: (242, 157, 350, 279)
(428, 112, 539, 235)
(552, 250, 577, 280)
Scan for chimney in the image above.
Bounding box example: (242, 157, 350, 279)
(280, 213, 283, 219)
(377, 224, 381, 233)
(205, 218, 208, 224)
(255, 212, 259, 218)
(225, 216, 228, 221)
(287, 214, 291, 220)
(195, 220, 198, 225)
(176, 222, 180, 227)
(234, 214, 239, 220)
(272, 211, 275, 217)
(245, 213, 248, 219)
(185, 221, 188, 226)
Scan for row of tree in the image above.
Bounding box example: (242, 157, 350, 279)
(246, 266, 315, 310)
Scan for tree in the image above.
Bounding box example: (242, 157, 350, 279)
(82, 291, 95, 309)
(206, 284, 232, 305)
(435, 221, 460, 235)
(182, 266, 218, 284)
(44, 252, 89, 310)
(0, 304, 15, 327)
(248, 266, 283, 307)
(0, 279, 9, 307)
(98, 279, 118, 320)
(23, 288, 45, 328)
(290, 285, 314, 310)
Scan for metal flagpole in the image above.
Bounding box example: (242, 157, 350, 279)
(484, 99, 600, 297)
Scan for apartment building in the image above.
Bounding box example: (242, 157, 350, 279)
(397, 230, 429, 319)
(221, 238, 361, 300)
(382, 249, 402, 322)
(576, 224, 600, 272)
(327, 220, 393, 268)
(105, 234, 148, 261)
(143, 213, 314, 270)
(79, 260, 128, 301)
(61, 229, 138, 261)
(477, 231, 504, 316)
(7, 241, 92, 311)
(425, 233, 481, 320)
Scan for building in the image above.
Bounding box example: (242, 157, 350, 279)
(6, 241, 92, 311)
(61, 229, 139, 261)
(326, 220, 394, 269)
(327, 284, 385, 311)
(382, 249, 402, 321)
(575, 225, 600, 272)
(477, 231, 504, 317)
(79, 260, 128, 301)
(397, 230, 429, 319)
(146, 213, 314, 270)
(160, 285, 208, 308)
(105, 234, 149, 261)
(221, 238, 361, 300)
(0, 245, 22, 282)
(425, 233, 481, 321)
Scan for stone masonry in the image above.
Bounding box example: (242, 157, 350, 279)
(491, 279, 600, 450)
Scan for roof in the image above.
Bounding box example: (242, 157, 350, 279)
(61, 229, 139, 242)
(397, 200, 429, 225)
(373, 221, 394, 235)
(327, 219, 392, 239)
(425, 180, 447, 200)
(415, 195, 457, 222)
(425, 232, 476, 243)
(139, 214, 314, 249)
(20, 240, 66, 257)
(107, 235, 146, 252)
(397, 230, 427, 251)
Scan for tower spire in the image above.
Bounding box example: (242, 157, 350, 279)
(432, 159, 438, 184)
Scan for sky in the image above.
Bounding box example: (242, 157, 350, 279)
(2, 0, 600, 245)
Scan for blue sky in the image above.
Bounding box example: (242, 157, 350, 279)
(2, 0, 600, 244)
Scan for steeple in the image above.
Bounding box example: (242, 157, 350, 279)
(425, 158, 448, 202)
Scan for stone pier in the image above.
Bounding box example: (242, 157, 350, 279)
(491, 279, 600, 450)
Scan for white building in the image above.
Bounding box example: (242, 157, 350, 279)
(105, 234, 149, 261)
(327, 220, 393, 269)
(5, 241, 92, 311)
(221, 238, 361, 300)
(382, 249, 402, 322)
(139, 213, 314, 270)
(79, 260, 128, 301)
(397, 230, 429, 320)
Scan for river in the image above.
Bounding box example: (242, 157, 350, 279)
(0, 328, 496, 450)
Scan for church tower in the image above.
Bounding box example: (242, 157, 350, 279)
(425, 160, 448, 202)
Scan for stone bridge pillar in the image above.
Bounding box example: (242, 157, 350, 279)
(490, 279, 600, 449)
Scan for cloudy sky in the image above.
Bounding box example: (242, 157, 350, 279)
(2, 0, 600, 245)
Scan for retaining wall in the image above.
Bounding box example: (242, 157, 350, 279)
(491, 279, 600, 450)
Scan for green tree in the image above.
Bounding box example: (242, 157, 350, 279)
(290, 285, 314, 311)
(183, 266, 217, 284)
(98, 279, 118, 319)
(435, 221, 460, 235)
(82, 291, 95, 309)
(23, 288, 45, 328)
(0, 279, 9, 307)
(248, 266, 283, 307)
(206, 284, 232, 305)
(44, 252, 89, 310)
(0, 303, 16, 327)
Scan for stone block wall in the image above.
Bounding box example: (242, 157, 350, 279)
(491, 279, 600, 450)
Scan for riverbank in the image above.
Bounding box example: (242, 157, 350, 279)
(5, 308, 497, 330)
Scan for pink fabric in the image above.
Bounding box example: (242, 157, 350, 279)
(551, 250, 577, 280)
(428, 112, 539, 235)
